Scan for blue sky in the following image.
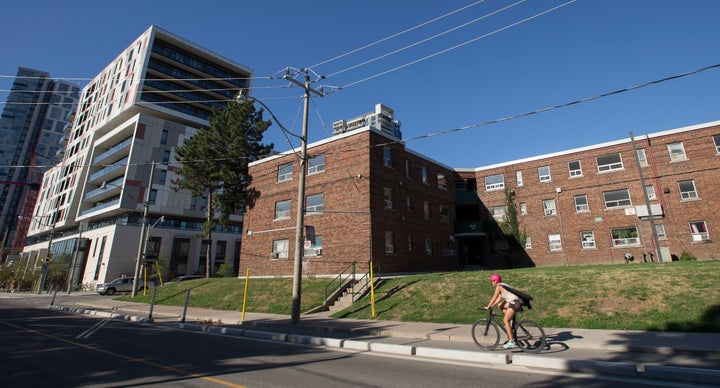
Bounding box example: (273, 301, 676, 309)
(2, 0, 719, 168)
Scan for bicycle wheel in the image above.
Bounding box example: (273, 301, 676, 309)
(471, 318, 501, 350)
(515, 319, 546, 353)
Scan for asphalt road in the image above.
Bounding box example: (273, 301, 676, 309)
(0, 299, 691, 387)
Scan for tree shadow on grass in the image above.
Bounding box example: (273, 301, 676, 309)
(648, 303, 720, 333)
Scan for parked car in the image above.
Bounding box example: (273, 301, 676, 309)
(96, 277, 156, 295)
(165, 275, 204, 284)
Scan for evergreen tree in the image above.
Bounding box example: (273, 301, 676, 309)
(172, 100, 273, 277)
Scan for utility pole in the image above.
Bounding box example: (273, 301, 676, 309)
(285, 69, 324, 324)
(629, 132, 664, 265)
(132, 161, 155, 298)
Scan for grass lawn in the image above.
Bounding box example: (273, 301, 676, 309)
(119, 260, 720, 332)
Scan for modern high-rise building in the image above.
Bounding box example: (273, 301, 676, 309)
(21, 26, 252, 290)
(0, 67, 79, 259)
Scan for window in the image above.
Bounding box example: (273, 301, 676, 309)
(655, 224, 667, 239)
(405, 160, 411, 178)
(384, 231, 394, 253)
(383, 147, 393, 167)
(423, 201, 431, 219)
(306, 193, 324, 213)
(384, 187, 393, 209)
(275, 200, 291, 219)
(516, 170, 524, 186)
(689, 221, 710, 241)
(538, 166, 551, 182)
(272, 239, 289, 259)
(524, 236, 532, 249)
(408, 235, 413, 251)
(645, 185, 656, 200)
(548, 234, 562, 251)
(485, 174, 504, 191)
(421, 167, 429, 184)
(667, 142, 687, 161)
(425, 238, 433, 256)
(163, 150, 171, 163)
(596, 153, 623, 172)
(611, 227, 640, 247)
(574, 194, 589, 212)
(442, 241, 454, 256)
(307, 154, 325, 175)
(581, 231, 596, 249)
(278, 163, 293, 182)
(520, 202, 527, 216)
(406, 195, 412, 210)
(713, 135, 720, 154)
(158, 170, 167, 185)
(160, 129, 168, 145)
(603, 189, 631, 208)
(678, 180, 698, 200)
(439, 206, 450, 223)
(543, 199, 557, 216)
(489, 206, 507, 222)
(636, 148, 648, 166)
(304, 235, 323, 256)
(568, 160, 582, 177)
(149, 189, 157, 205)
(437, 173, 448, 190)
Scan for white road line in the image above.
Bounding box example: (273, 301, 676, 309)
(76, 319, 110, 339)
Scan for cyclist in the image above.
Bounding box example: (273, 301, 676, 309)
(484, 273, 521, 349)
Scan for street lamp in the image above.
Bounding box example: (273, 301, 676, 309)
(237, 68, 323, 323)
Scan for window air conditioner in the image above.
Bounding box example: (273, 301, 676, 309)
(269, 252, 279, 259)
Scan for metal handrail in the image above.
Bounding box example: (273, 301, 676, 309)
(324, 261, 356, 299)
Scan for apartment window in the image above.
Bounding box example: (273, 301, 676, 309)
(538, 166, 551, 182)
(149, 189, 157, 205)
(596, 153, 623, 172)
(439, 206, 450, 223)
(425, 238, 433, 256)
(489, 206, 507, 222)
(384, 187, 393, 209)
(568, 160, 582, 177)
(611, 227, 640, 247)
(689, 221, 710, 242)
(713, 135, 720, 153)
(581, 231, 596, 249)
(636, 148, 648, 166)
(423, 201, 431, 219)
(516, 170, 524, 186)
(485, 174, 504, 191)
(645, 185, 656, 200)
(275, 200, 291, 219)
(678, 180, 698, 200)
(548, 234, 562, 251)
(524, 236, 532, 249)
(574, 194, 589, 212)
(408, 235, 413, 251)
(306, 193, 324, 213)
(543, 199, 557, 216)
(272, 239, 289, 259)
(383, 147, 393, 167)
(442, 241, 454, 256)
(667, 142, 687, 161)
(520, 202, 527, 216)
(437, 173, 448, 190)
(405, 160, 411, 178)
(655, 224, 667, 239)
(307, 154, 325, 175)
(421, 166, 429, 184)
(384, 231, 395, 254)
(163, 150, 171, 163)
(603, 189, 631, 208)
(190, 197, 198, 211)
(277, 163, 293, 182)
(406, 195, 412, 210)
(158, 170, 167, 185)
(160, 129, 168, 145)
(304, 236, 323, 256)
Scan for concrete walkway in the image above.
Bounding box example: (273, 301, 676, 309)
(4, 291, 720, 386)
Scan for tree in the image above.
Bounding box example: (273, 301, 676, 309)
(172, 100, 273, 277)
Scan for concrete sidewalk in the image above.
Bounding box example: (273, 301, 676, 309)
(4, 291, 720, 386)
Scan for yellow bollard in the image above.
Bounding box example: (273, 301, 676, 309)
(241, 269, 250, 320)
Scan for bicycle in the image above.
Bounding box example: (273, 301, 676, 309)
(471, 307, 547, 353)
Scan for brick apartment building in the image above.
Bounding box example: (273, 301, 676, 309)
(241, 105, 719, 276)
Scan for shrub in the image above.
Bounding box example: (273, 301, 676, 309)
(679, 250, 697, 261)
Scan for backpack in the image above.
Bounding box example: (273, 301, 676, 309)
(500, 283, 533, 309)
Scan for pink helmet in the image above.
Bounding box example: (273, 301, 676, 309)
(489, 274, 502, 282)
